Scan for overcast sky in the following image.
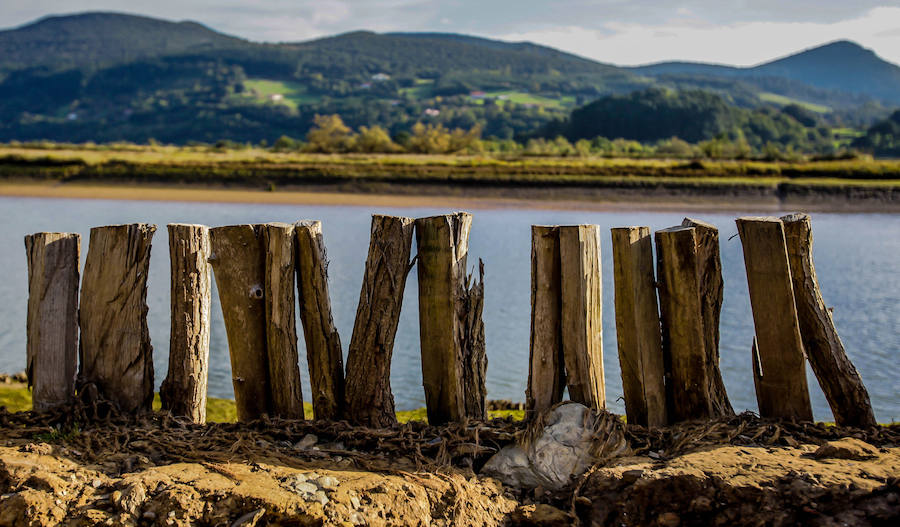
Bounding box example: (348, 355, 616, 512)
(2, 1, 899, 66)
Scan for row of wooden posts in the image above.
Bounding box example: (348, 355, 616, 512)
(24, 212, 876, 429)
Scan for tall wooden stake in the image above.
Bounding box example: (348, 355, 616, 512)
(781, 213, 875, 427)
(559, 225, 605, 411)
(680, 218, 734, 416)
(611, 226, 666, 427)
(415, 212, 487, 424)
(344, 215, 415, 427)
(25, 232, 80, 411)
(262, 222, 304, 420)
(526, 226, 566, 418)
(160, 224, 211, 424)
(655, 226, 713, 422)
(209, 225, 271, 421)
(79, 224, 156, 414)
(295, 220, 345, 421)
(736, 217, 813, 421)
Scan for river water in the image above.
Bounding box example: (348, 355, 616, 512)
(0, 196, 897, 422)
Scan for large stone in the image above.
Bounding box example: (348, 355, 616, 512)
(481, 402, 629, 490)
(813, 438, 879, 461)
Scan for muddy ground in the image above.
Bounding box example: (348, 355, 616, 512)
(0, 402, 898, 526)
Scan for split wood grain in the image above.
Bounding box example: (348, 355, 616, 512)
(736, 216, 813, 421)
(559, 224, 605, 411)
(611, 226, 666, 427)
(344, 215, 415, 427)
(526, 226, 566, 418)
(781, 213, 875, 427)
(79, 224, 156, 414)
(295, 220, 345, 421)
(209, 224, 271, 422)
(160, 224, 211, 424)
(25, 232, 80, 411)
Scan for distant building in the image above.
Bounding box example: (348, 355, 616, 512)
(66, 112, 78, 121)
(371, 73, 391, 81)
(423, 108, 440, 117)
(359, 82, 372, 89)
(469, 90, 487, 99)
(268, 94, 284, 102)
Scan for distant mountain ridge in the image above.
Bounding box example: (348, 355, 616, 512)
(630, 40, 900, 104)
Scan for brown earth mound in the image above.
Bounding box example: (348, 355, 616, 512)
(1, 406, 898, 526)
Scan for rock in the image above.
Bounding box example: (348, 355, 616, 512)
(289, 481, 318, 496)
(508, 504, 573, 526)
(313, 490, 329, 505)
(481, 402, 629, 490)
(230, 508, 265, 527)
(814, 438, 879, 461)
(293, 434, 318, 450)
(350, 496, 360, 509)
(315, 476, 339, 490)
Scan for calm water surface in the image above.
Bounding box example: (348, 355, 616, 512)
(0, 196, 897, 422)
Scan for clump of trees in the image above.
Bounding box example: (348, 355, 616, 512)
(272, 114, 483, 154)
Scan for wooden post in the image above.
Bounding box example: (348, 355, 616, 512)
(559, 225, 605, 411)
(611, 227, 666, 427)
(680, 218, 734, 416)
(209, 225, 271, 422)
(262, 223, 304, 420)
(655, 226, 713, 422)
(781, 213, 875, 427)
(79, 224, 156, 414)
(415, 212, 487, 424)
(160, 224, 211, 424)
(344, 215, 414, 427)
(736, 217, 813, 421)
(25, 232, 80, 411)
(461, 260, 487, 420)
(295, 220, 345, 421)
(526, 226, 566, 418)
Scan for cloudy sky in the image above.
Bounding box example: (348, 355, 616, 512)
(2, 1, 899, 66)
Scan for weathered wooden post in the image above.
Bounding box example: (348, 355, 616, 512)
(160, 224, 211, 424)
(415, 212, 487, 424)
(209, 225, 271, 422)
(736, 217, 813, 421)
(680, 218, 733, 416)
(781, 213, 875, 427)
(344, 215, 415, 427)
(295, 220, 345, 421)
(25, 232, 80, 411)
(654, 226, 714, 422)
(79, 224, 155, 414)
(526, 226, 566, 418)
(559, 225, 605, 411)
(611, 226, 666, 427)
(262, 223, 304, 420)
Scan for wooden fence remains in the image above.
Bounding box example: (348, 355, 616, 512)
(21, 212, 877, 429)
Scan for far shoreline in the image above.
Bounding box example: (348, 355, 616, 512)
(2, 179, 897, 214)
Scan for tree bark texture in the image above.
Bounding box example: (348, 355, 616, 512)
(160, 224, 211, 424)
(295, 220, 345, 421)
(680, 218, 734, 416)
(611, 226, 666, 427)
(559, 225, 606, 411)
(526, 226, 566, 418)
(209, 224, 271, 422)
(655, 226, 715, 423)
(415, 212, 487, 424)
(79, 224, 156, 414)
(736, 217, 813, 421)
(781, 213, 875, 427)
(25, 232, 80, 411)
(344, 215, 414, 427)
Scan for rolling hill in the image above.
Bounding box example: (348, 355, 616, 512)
(0, 12, 896, 147)
(631, 40, 900, 105)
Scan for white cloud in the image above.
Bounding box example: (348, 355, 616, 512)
(496, 6, 900, 66)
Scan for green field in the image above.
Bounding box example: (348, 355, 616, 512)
(239, 78, 321, 109)
(474, 90, 575, 109)
(758, 92, 831, 114)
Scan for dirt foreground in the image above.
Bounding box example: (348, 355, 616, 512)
(1, 406, 898, 526)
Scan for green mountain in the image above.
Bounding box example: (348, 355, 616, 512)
(631, 41, 900, 105)
(0, 12, 895, 147)
(0, 12, 245, 72)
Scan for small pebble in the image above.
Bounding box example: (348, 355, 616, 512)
(168, 510, 176, 518)
(350, 496, 361, 509)
(316, 476, 339, 490)
(313, 490, 329, 505)
(292, 482, 318, 495)
(92, 479, 102, 488)
(143, 511, 157, 520)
